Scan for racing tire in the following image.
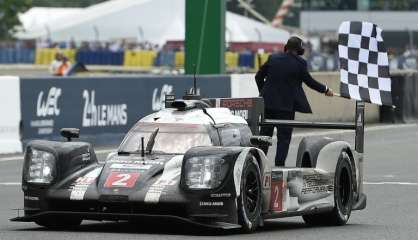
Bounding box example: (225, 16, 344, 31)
(302, 151, 354, 226)
(237, 154, 262, 233)
(35, 216, 82, 229)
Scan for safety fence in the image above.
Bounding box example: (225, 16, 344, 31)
(0, 48, 35, 64)
(4, 47, 418, 72)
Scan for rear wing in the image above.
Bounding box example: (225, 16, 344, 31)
(164, 95, 365, 153)
(206, 97, 365, 154)
(260, 101, 365, 153)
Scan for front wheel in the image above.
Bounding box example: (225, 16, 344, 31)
(237, 154, 262, 233)
(303, 151, 354, 226)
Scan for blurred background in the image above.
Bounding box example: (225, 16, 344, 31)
(2, 0, 418, 76)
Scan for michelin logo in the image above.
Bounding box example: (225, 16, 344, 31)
(82, 90, 128, 127)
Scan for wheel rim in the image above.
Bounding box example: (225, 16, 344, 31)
(244, 168, 259, 215)
(338, 167, 351, 213)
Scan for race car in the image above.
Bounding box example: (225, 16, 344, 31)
(11, 95, 366, 232)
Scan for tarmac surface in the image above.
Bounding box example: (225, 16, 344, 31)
(0, 123, 417, 240)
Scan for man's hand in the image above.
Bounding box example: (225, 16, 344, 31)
(325, 88, 334, 97)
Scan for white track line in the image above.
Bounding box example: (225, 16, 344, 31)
(293, 123, 417, 138)
(0, 149, 116, 163)
(0, 182, 20, 186)
(0, 156, 23, 162)
(364, 181, 418, 186)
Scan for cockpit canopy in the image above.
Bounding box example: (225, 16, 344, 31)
(118, 122, 212, 154)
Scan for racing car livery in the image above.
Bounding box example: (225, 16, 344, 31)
(12, 96, 366, 232)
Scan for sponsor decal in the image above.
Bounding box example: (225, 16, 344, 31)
(30, 86, 62, 135)
(230, 109, 248, 120)
(24, 196, 39, 201)
(74, 176, 96, 185)
(210, 193, 232, 198)
(109, 159, 165, 165)
(82, 90, 128, 127)
(70, 167, 102, 200)
(144, 175, 178, 203)
(199, 201, 224, 207)
(220, 99, 254, 120)
(263, 173, 271, 188)
(301, 174, 333, 195)
(270, 171, 284, 212)
(104, 172, 140, 188)
(144, 155, 182, 203)
(81, 152, 90, 162)
(110, 163, 152, 170)
(220, 98, 253, 108)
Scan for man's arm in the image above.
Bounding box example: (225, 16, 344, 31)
(255, 56, 270, 92)
(301, 63, 328, 93)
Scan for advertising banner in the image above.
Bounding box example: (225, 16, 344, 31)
(20, 75, 230, 145)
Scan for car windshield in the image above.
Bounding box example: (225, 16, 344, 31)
(118, 122, 212, 154)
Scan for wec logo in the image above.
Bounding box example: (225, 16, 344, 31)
(152, 84, 173, 111)
(36, 87, 61, 117)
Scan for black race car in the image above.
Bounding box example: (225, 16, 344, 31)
(12, 97, 366, 232)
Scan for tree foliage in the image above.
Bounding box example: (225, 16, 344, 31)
(0, 0, 31, 39)
(31, 0, 108, 8)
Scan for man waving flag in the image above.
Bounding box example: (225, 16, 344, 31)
(338, 21, 393, 106)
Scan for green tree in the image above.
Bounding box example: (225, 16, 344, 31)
(31, 0, 108, 8)
(0, 0, 31, 39)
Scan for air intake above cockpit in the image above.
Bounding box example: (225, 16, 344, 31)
(171, 99, 211, 111)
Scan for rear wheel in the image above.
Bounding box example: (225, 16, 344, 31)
(303, 151, 354, 226)
(35, 216, 82, 229)
(237, 154, 262, 233)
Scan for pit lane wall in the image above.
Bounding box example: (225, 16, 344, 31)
(231, 73, 380, 123)
(0, 76, 22, 154)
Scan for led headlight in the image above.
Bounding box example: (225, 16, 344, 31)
(184, 156, 228, 189)
(25, 148, 56, 184)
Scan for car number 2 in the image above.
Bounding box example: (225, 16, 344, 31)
(104, 172, 140, 188)
(270, 180, 284, 212)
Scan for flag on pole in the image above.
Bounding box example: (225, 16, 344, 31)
(338, 21, 392, 106)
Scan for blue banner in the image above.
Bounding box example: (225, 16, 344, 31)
(20, 75, 231, 145)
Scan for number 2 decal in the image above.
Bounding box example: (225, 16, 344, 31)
(104, 172, 140, 188)
(270, 172, 284, 212)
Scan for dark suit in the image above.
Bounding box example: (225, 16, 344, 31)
(255, 52, 327, 166)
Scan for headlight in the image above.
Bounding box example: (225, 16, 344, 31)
(184, 156, 228, 190)
(25, 148, 56, 184)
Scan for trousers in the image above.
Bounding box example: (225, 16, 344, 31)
(259, 110, 295, 166)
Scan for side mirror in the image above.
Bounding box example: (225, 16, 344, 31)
(250, 136, 272, 147)
(60, 128, 80, 142)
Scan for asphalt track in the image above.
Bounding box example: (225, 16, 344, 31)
(1, 123, 417, 239)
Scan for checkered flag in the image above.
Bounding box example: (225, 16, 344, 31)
(338, 21, 392, 106)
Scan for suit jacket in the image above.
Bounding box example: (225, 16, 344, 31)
(255, 52, 327, 113)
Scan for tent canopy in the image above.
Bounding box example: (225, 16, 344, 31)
(16, 0, 289, 44)
(18, 7, 82, 33)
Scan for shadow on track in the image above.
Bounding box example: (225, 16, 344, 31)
(12, 217, 369, 236)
